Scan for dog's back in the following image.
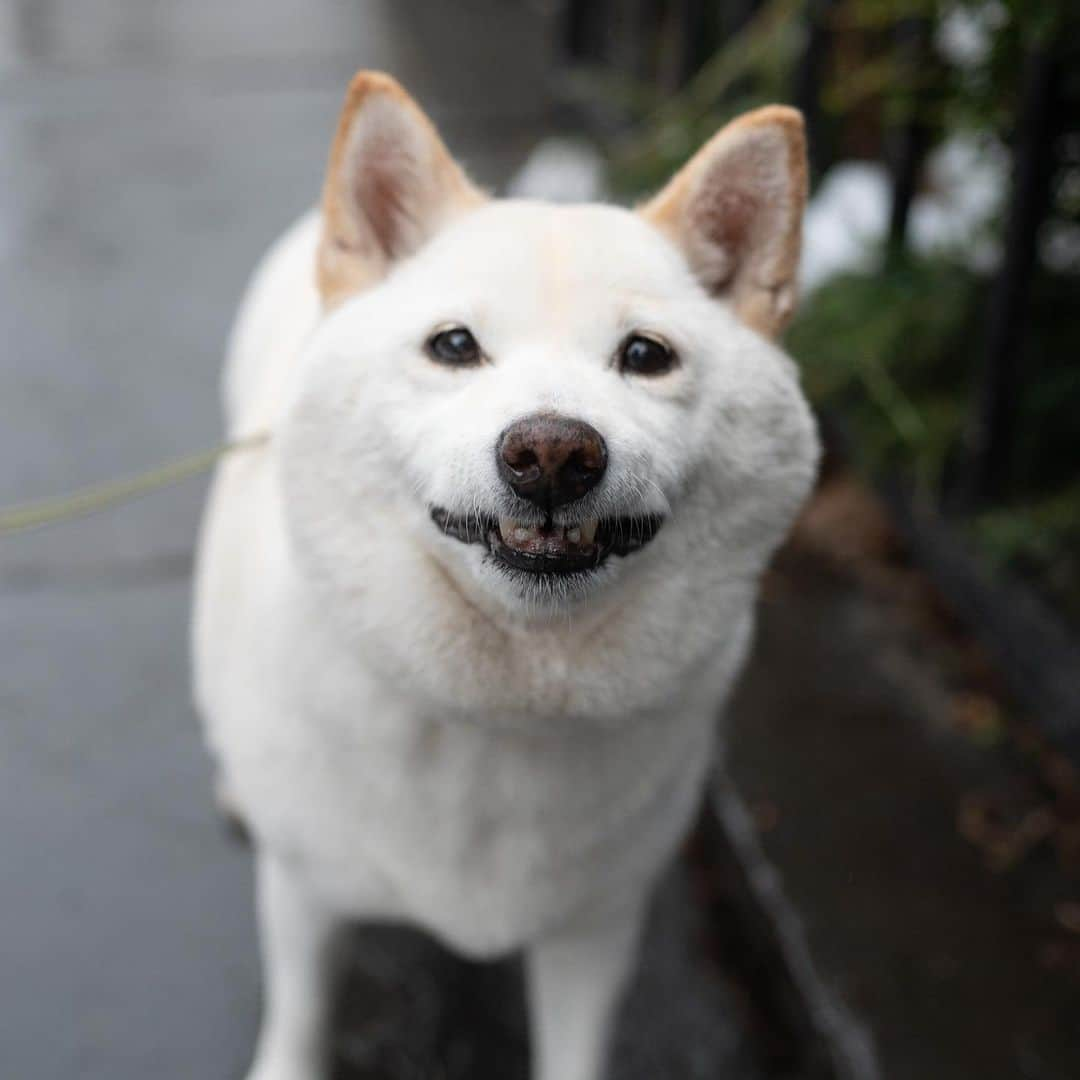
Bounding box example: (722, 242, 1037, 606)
(223, 212, 321, 439)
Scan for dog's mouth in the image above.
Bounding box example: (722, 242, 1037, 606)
(429, 508, 664, 576)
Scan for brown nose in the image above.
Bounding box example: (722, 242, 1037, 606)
(497, 414, 608, 513)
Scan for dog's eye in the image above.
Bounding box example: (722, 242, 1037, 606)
(426, 325, 483, 367)
(618, 333, 677, 376)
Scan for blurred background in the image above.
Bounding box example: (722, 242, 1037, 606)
(1, 1, 1077, 1077)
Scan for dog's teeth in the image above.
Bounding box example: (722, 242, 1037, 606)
(566, 527, 581, 544)
(579, 518, 599, 544)
(514, 527, 531, 541)
(498, 517, 516, 540)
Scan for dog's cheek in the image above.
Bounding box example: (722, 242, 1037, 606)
(278, 353, 399, 541)
(382, 393, 496, 513)
(607, 390, 697, 506)
(690, 357, 819, 565)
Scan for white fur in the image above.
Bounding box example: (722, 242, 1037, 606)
(193, 188, 818, 1079)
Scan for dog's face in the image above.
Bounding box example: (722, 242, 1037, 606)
(280, 73, 818, 634)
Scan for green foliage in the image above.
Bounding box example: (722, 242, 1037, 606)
(597, 0, 805, 195)
(970, 484, 1080, 623)
(786, 255, 1080, 621)
(785, 254, 977, 492)
(596, 0, 1076, 196)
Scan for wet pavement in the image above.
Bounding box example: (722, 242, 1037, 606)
(726, 528, 1080, 1080)
(327, 864, 767, 1080)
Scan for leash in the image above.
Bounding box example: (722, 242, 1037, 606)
(0, 431, 270, 537)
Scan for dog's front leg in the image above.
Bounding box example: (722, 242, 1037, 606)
(525, 904, 645, 1080)
(246, 851, 339, 1080)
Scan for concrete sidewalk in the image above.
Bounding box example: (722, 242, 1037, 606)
(725, 488, 1080, 1080)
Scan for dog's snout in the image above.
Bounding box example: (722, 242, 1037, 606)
(497, 414, 607, 512)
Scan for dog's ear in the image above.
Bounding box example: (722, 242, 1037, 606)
(639, 106, 807, 337)
(317, 71, 486, 307)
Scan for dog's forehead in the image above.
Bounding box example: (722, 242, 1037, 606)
(417, 200, 695, 299)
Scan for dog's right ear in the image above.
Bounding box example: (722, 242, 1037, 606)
(639, 106, 807, 338)
(317, 71, 486, 307)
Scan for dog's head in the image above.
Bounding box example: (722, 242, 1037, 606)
(280, 72, 819, 631)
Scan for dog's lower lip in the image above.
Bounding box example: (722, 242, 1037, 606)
(429, 507, 664, 575)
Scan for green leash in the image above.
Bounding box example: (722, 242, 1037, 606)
(0, 432, 269, 537)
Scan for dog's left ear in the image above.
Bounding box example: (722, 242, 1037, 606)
(317, 71, 487, 307)
(640, 106, 807, 337)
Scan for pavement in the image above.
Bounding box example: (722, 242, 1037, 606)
(725, 504, 1080, 1080)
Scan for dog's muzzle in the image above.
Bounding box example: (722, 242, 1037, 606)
(431, 413, 663, 578)
(430, 507, 664, 576)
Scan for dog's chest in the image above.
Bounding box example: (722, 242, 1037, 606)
(223, 664, 712, 953)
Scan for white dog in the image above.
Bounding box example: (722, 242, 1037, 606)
(193, 71, 819, 1080)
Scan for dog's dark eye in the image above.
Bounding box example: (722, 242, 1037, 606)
(618, 333, 677, 376)
(426, 325, 483, 367)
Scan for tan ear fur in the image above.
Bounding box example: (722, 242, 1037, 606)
(317, 71, 486, 308)
(639, 106, 807, 338)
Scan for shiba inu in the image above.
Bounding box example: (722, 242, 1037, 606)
(193, 71, 819, 1080)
